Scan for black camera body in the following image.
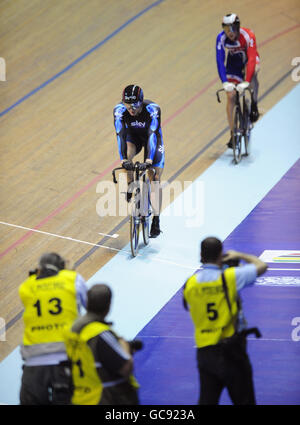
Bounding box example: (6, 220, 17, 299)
(128, 339, 143, 353)
(28, 268, 39, 276)
(222, 258, 240, 267)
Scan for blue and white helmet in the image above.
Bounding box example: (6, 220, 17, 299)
(222, 13, 240, 32)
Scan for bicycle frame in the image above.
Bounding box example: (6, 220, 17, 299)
(112, 162, 153, 216)
(216, 86, 254, 164)
(112, 162, 155, 257)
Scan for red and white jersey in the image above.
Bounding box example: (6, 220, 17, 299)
(216, 27, 260, 83)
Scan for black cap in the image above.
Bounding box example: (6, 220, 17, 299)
(201, 237, 223, 263)
(87, 284, 112, 315)
(39, 253, 65, 271)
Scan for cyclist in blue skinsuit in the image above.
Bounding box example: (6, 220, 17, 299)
(113, 85, 165, 238)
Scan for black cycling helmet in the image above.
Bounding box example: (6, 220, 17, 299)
(122, 84, 144, 108)
(222, 13, 240, 33)
(39, 252, 65, 272)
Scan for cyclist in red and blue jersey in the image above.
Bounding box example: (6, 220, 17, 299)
(216, 14, 260, 148)
(113, 85, 165, 238)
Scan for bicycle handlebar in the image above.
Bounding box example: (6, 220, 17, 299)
(216, 86, 253, 103)
(216, 88, 224, 103)
(112, 167, 123, 184)
(112, 162, 155, 184)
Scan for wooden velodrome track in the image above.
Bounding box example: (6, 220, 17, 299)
(0, 0, 299, 362)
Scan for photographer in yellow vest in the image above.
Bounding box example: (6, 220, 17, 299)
(183, 237, 267, 405)
(64, 284, 140, 405)
(19, 252, 88, 405)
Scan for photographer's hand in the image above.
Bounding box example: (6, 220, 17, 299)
(224, 250, 267, 276)
(28, 268, 40, 277)
(117, 338, 134, 378)
(118, 338, 131, 355)
(222, 250, 240, 262)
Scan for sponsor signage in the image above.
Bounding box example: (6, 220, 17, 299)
(259, 250, 300, 263)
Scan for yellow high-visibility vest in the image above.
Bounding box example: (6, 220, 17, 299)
(64, 322, 140, 405)
(184, 267, 238, 348)
(64, 321, 109, 405)
(19, 270, 78, 346)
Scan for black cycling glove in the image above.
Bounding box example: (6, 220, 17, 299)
(122, 160, 134, 171)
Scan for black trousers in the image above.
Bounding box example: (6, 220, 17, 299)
(99, 382, 139, 405)
(197, 336, 256, 405)
(20, 363, 72, 405)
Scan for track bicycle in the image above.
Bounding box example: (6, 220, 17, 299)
(216, 86, 254, 164)
(112, 161, 154, 257)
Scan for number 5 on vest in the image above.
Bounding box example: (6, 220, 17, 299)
(207, 303, 218, 321)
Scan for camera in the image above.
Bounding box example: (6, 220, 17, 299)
(222, 258, 240, 267)
(128, 339, 143, 353)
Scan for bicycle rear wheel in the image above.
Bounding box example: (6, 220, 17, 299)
(142, 178, 151, 246)
(130, 215, 140, 257)
(232, 104, 243, 164)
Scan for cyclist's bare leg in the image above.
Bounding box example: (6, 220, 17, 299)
(249, 65, 260, 121)
(123, 142, 136, 201)
(125, 142, 136, 184)
(148, 167, 163, 217)
(249, 65, 260, 102)
(250, 74, 259, 103)
(148, 167, 163, 236)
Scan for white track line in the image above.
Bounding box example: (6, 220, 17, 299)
(98, 232, 119, 238)
(1, 221, 299, 273)
(0, 221, 196, 270)
(268, 267, 300, 271)
(0, 220, 123, 253)
(141, 335, 293, 342)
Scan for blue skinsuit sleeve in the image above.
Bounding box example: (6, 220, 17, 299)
(146, 104, 160, 161)
(113, 105, 127, 160)
(216, 33, 227, 83)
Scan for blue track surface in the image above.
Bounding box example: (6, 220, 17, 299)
(135, 159, 300, 405)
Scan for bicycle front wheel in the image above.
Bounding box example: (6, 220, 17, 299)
(130, 214, 140, 257)
(142, 178, 151, 246)
(243, 99, 251, 156)
(232, 105, 243, 164)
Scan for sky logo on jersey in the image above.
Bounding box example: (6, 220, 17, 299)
(259, 250, 300, 263)
(131, 121, 146, 128)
